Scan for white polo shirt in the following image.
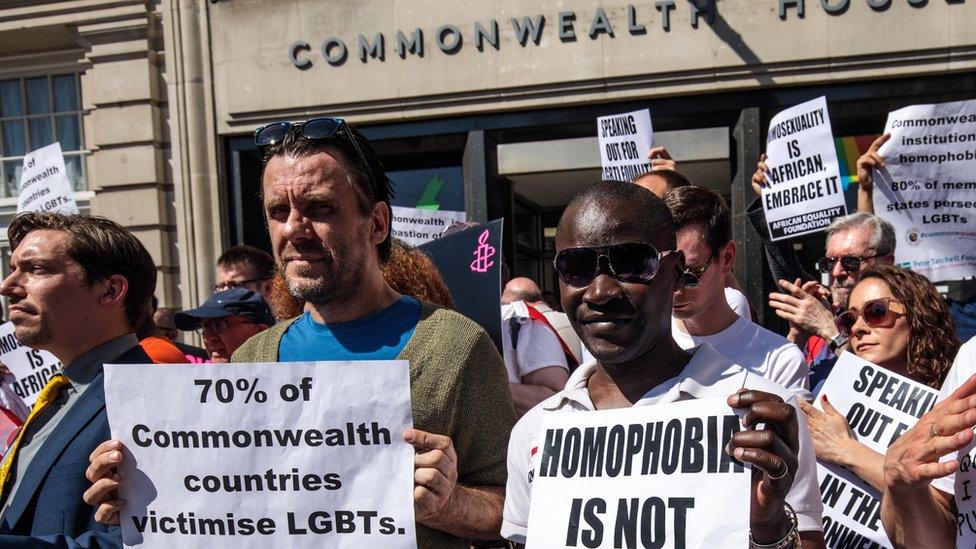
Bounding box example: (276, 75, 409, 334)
(672, 316, 812, 402)
(931, 337, 976, 547)
(502, 342, 824, 544)
(501, 302, 570, 383)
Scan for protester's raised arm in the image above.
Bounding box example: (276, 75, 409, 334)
(881, 374, 976, 548)
(647, 146, 676, 172)
(856, 133, 891, 215)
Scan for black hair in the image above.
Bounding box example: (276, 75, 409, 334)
(561, 180, 677, 249)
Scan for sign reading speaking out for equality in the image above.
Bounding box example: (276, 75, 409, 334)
(104, 361, 416, 548)
(17, 142, 79, 214)
(598, 109, 653, 182)
(762, 96, 847, 241)
(0, 322, 62, 406)
(874, 99, 976, 282)
(525, 397, 751, 548)
(419, 219, 503, 349)
(812, 353, 938, 549)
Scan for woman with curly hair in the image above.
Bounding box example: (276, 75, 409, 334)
(266, 239, 454, 321)
(799, 264, 959, 494)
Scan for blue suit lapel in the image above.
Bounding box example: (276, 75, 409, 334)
(2, 373, 107, 530)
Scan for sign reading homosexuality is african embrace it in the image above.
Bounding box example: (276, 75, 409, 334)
(104, 361, 417, 548)
(525, 397, 750, 548)
(813, 353, 938, 548)
(874, 99, 976, 282)
(761, 96, 847, 241)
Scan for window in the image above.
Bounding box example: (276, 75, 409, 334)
(0, 74, 86, 198)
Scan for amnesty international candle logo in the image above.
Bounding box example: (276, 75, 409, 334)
(470, 229, 496, 273)
(104, 361, 417, 548)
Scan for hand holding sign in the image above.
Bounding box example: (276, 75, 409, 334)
(84, 439, 125, 525)
(646, 146, 676, 172)
(404, 429, 458, 524)
(884, 374, 976, 496)
(727, 389, 798, 543)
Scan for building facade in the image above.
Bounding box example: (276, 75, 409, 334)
(0, 0, 973, 323)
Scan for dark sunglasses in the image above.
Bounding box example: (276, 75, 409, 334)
(253, 117, 380, 198)
(681, 255, 714, 288)
(836, 297, 905, 336)
(816, 253, 877, 274)
(553, 243, 678, 288)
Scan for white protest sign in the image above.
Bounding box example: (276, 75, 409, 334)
(390, 206, 466, 247)
(525, 397, 750, 548)
(762, 96, 847, 241)
(17, 142, 79, 214)
(598, 109, 653, 181)
(104, 361, 417, 548)
(812, 353, 938, 548)
(0, 322, 62, 406)
(874, 99, 976, 282)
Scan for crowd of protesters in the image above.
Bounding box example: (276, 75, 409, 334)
(0, 113, 968, 549)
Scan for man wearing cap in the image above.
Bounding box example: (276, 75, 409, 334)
(174, 288, 275, 363)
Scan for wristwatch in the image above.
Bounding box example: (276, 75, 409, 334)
(828, 332, 849, 353)
(749, 503, 800, 549)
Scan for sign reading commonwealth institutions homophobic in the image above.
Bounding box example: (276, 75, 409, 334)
(762, 96, 847, 241)
(598, 109, 653, 181)
(104, 362, 417, 548)
(874, 99, 976, 282)
(813, 353, 938, 548)
(525, 398, 750, 548)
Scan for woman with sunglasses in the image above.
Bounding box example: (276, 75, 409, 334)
(799, 264, 959, 494)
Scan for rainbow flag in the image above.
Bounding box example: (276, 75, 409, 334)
(834, 135, 880, 191)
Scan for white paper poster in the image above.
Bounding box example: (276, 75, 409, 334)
(598, 109, 653, 181)
(0, 322, 62, 406)
(762, 96, 847, 241)
(390, 206, 466, 247)
(104, 361, 417, 548)
(874, 99, 976, 282)
(813, 353, 938, 548)
(17, 142, 79, 214)
(525, 397, 751, 548)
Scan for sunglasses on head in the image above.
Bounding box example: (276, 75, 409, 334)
(553, 243, 678, 288)
(816, 253, 877, 274)
(253, 117, 380, 198)
(836, 297, 905, 337)
(681, 255, 715, 288)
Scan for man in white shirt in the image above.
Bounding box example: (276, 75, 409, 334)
(881, 336, 976, 548)
(503, 180, 825, 547)
(502, 277, 582, 363)
(501, 279, 572, 417)
(665, 186, 812, 401)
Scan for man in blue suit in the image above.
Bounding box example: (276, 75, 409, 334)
(0, 212, 157, 547)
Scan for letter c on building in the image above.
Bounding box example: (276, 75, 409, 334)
(290, 41, 312, 69)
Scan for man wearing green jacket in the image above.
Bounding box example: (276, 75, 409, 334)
(85, 118, 515, 548)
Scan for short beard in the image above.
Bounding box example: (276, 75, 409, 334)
(14, 322, 53, 349)
(279, 251, 366, 308)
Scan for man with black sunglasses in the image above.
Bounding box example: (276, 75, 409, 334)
(665, 186, 811, 401)
(85, 118, 516, 548)
(503, 181, 825, 547)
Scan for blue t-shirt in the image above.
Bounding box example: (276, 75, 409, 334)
(279, 296, 420, 361)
